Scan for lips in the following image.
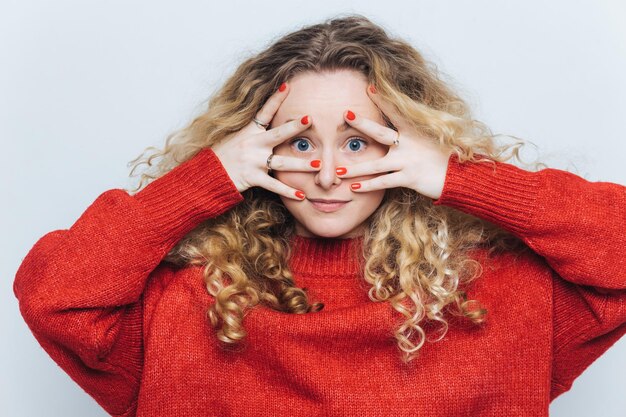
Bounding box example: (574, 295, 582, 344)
(308, 199, 350, 203)
(308, 199, 350, 213)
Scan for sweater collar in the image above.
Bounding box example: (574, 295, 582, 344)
(288, 234, 364, 277)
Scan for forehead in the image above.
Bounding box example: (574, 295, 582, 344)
(274, 69, 382, 121)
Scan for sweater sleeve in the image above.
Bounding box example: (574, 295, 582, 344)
(432, 154, 626, 400)
(13, 147, 244, 416)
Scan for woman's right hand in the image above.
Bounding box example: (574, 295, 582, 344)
(212, 83, 319, 200)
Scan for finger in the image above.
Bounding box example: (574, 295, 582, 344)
(344, 110, 400, 147)
(267, 154, 322, 173)
(254, 82, 290, 128)
(336, 157, 401, 179)
(257, 176, 307, 201)
(349, 172, 405, 193)
(263, 114, 312, 147)
(366, 84, 409, 131)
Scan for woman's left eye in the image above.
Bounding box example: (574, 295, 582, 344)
(346, 138, 367, 152)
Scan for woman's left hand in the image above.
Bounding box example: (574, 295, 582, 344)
(338, 85, 452, 200)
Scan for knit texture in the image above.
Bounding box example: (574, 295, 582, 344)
(14, 149, 626, 416)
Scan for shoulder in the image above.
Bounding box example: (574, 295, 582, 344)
(466, 245, 555, 319)
(143, 263, 210, 320)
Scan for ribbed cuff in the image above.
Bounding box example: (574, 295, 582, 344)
(433, 154, 542, 236)
(134, 148, 244, 247)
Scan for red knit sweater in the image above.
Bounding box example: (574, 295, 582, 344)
(14, 148, 626, 416)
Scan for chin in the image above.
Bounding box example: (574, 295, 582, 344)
(298, 221, 362, 239)
(310, 230, 351, 239)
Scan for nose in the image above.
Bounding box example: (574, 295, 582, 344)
(314, 152, 342, 189)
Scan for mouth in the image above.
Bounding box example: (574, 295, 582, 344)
(307, 199, 350, 213)
(308, 199, 351, 203)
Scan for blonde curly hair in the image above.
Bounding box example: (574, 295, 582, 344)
(127, 14, 540, 363)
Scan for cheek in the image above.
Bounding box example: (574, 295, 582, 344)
(350, 181, 386, 211)
(363, 189, 386, 209)
(274, 171, 306, 187)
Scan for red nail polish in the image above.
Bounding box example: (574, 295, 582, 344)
(301, 115, 309, 125)
(279, 82, 287, 92)
(295, 190, 305, 199)
(351, 183, 361, 190)
(369, 85, 377, 94)
(336, 167, 347, 175)
(310, 160, 321, 168)
(346, 110, 355, 121)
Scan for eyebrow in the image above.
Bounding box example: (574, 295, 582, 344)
(285, 118, 352, 133)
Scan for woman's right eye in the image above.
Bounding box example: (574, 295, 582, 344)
(290, 138, 311, 152)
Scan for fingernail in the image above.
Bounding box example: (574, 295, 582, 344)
(310, 160, 321, 168)
(336, 167, 347, 175)
(346, 110, 355, 121)
(350, 183, 361, 190)
(279, 82, 287, 92)
(295, 190, 306, 199)
(369, 85, 377, 94)
(301, 115, 309, 125)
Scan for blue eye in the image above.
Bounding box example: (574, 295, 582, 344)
(290, 138, 311, 152)
(347, 138, 366, 152)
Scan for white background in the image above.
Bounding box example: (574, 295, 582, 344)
(1, 1, 625, 416)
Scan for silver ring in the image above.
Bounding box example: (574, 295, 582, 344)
(266, 153, 274, 174)
(253, 117, 270, 130)
(392, 130, 400, 147)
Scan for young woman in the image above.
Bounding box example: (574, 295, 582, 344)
(14, 15, 626, 417)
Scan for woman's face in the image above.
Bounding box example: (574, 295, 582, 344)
(271, 69, 389, 239)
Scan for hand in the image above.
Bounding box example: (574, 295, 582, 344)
(212, 83, 321, 200)
(337, 86, 452, 200)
